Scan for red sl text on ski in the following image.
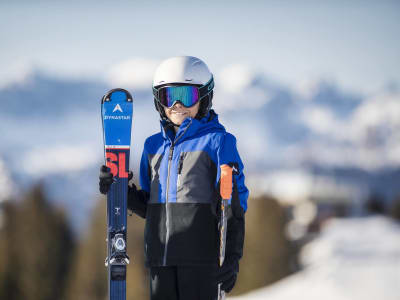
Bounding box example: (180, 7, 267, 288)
(106, 152, 129, 178)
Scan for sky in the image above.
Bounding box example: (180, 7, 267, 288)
(1, 0, 399, 228)
(0, 0, 399, 94)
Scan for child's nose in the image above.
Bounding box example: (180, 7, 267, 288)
(173, 101, 183, 108)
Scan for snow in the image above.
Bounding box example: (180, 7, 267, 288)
(0, 60, 34, 89)
(300, 105, 344, 136)
(0, 158, 14, 202)
(247, 169, 362, 206)
(214, 64, 273, 112)
(230, 216, 400, 300)
(298, 90, 400, 171)
(218, 64, 255, 94)
(21, 144, 99, 175)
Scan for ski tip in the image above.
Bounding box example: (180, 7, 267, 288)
(101, 88, 133, 104)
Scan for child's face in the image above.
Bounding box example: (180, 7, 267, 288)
(164, 101, 200, 125)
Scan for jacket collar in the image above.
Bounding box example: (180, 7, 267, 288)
(160, 110, 224, 143)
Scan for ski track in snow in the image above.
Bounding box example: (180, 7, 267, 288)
(230, 216, 400, 300)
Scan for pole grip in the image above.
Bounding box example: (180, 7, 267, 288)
(220, 164, 233, 200)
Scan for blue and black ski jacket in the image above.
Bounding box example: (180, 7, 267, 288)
(128, 110, 249, 267)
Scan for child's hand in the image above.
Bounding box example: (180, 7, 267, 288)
(215, 256, 239, 293)
(99, 166, 134, 195)
(99, 165, 113, 194)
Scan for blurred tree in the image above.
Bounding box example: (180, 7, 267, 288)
(390, 195, 400, 221)
(232, 195, 296, 295)
(64, 197, 108, 300)
(65, 196, 148, 300)
(366, 193, 386, 215)
(0, 201, 19, 300)
(0, 183, 74, 300)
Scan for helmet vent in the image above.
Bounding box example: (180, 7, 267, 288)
(185, 79, 193, 81)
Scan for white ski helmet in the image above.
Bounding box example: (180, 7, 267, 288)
(152, 56, 214, 121)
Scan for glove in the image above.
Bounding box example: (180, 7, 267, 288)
(127, 181, 148, 218)
(99, 165, 113, 194)
(215, 256, 239, 293)
(99, 165, 133, 194)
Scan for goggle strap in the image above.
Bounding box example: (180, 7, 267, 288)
(152, 86, 159, 98)
(198, 76, 214, 98)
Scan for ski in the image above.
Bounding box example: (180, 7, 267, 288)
(101, 88, 133, 300)
(218, 164, 233, 300)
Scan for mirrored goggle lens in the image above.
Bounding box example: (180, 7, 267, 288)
(158, 86, 200, 108)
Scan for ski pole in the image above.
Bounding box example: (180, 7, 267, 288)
(218, 164, 233, 300)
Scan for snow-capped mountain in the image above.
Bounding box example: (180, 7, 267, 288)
(0, 71, 158, 230)
(1, 66, 399, 230)
(215, 65, 400, 173)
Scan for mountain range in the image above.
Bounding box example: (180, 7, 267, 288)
(0, 68, 399, 231)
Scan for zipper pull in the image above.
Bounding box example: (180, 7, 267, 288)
(168, 145, 174, 161)
(178, 154, 184, 175)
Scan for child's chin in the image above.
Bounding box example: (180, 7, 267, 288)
(170, 116, 188, 125)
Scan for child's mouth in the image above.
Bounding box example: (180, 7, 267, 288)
(171, 111, 187, 116)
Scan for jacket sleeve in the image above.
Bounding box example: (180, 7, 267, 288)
(127, 143, 150, 218)
(217, 133, 249, 260)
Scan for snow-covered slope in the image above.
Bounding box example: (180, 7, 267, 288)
(230, 216, 400, 300)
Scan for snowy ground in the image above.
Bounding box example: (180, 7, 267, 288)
(230, 216, 400, 300)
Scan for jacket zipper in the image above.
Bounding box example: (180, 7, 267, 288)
(163, 120, 192, 266)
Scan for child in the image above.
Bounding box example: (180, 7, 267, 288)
(100, 56, 249, 300)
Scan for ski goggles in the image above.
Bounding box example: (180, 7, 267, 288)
(153, 77, 214, 108)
